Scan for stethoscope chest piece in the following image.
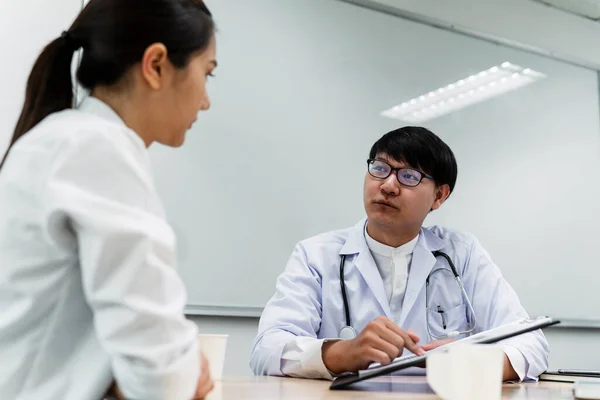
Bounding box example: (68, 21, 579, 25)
(339, 326, 357, 340)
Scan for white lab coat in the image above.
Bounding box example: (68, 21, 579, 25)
(250, 219, 549, 380)
(0, 97, 199, 400)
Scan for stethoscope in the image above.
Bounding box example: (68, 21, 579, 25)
(338, 251, 477, 340)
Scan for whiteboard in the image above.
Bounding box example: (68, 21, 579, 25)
(154, 0, 598, 320)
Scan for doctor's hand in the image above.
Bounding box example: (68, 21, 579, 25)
(193, 353, 215, 400)
(322, 316, 425, 374)
(419, 338, 455, 352)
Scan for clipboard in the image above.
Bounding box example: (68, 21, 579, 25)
(330, 316, 560, 390)
(541, 370, 600, 383)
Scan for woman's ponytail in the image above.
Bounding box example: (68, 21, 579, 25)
(0, 32, 79, 169)
(1, 0, 214, 171)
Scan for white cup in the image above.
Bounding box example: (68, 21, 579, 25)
(426, 344, 504, 400)
(197, 334, 229, 380)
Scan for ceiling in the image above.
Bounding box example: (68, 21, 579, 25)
(532, 0, 600, 20)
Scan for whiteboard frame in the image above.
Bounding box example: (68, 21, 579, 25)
(183, 304, 600, 330)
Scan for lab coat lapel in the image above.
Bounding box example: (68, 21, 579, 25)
(353, 249, 393, 318)
(340, 219, 393, 318)
(397, 228, 446, 326)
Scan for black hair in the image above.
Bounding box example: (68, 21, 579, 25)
(1, 0, 214, 170)
(369, 126, 458, 193)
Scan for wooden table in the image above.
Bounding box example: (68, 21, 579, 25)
(206, 376, 575, 399)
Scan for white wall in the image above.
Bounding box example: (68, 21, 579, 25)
(0, 1, 83, 157)
(545, 329, 600, 371)
(349, 0, 600, 69)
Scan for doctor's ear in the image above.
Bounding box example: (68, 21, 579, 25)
(430, 184, 451, 211)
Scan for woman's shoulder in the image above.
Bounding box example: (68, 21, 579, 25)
(13, 108, 144, 166)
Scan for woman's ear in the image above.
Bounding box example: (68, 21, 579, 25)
(140, 43, 169, 90)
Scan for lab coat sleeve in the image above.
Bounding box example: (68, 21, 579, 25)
(465, 237, 549, 381)
(250, 242, 328, 377)
(44, 133, 199, 400)
(503, 345, 528, 382)
(280, 337, 334, 379)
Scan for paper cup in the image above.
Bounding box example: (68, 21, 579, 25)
(427, 344, 504, 400)
(197, 334, 229, 380)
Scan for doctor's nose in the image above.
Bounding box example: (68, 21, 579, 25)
(380, 173, 400, 196)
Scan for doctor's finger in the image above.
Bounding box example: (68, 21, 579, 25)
(370, 335, 404, 360)
(365, 348, 393, 366)
(382, 321, 423, 355)
(406, 329, 421, 343)
(375, 327, 407, 355)
(396, 330, 424, 356)
(420, 338, 455, 352)
(383, 320, 418, 343)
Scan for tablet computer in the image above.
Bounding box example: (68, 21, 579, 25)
(330, 316, 560, 390)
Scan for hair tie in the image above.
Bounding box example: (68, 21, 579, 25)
(60, 30, 80, 51)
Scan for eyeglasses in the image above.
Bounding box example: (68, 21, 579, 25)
(367, 159, 433, 187)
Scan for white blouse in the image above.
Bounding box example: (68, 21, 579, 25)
(0, 97, 199, 400)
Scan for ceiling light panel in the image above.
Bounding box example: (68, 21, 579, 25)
(381, 62, 547, 123)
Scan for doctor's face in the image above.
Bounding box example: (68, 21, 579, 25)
(363, 153, 447, 234)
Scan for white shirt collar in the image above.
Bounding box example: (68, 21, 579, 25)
(78, 96, 125, 125)
(77, 96, 147, 150)
(364, 224, 419, 257)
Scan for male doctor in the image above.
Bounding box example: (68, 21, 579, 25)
(250, 126, 549, 381)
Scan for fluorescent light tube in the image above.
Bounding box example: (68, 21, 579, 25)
(381, 62, 547, 123)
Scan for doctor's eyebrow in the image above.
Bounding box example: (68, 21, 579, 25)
(375, 156, 408, 168)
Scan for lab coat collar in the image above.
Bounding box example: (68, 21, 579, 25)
(77, 96, 147, 150)
(339, 218, 447, 255)
(339, 218, 450, 324)
(78, 96, 126, 127)
(339, 218, 367, 256)
(339, 218, 392, 317)
(417, 226, 446, 252)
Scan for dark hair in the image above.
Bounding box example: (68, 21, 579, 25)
(369, 126, 458, 193)
(1, 0, 214, 170)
